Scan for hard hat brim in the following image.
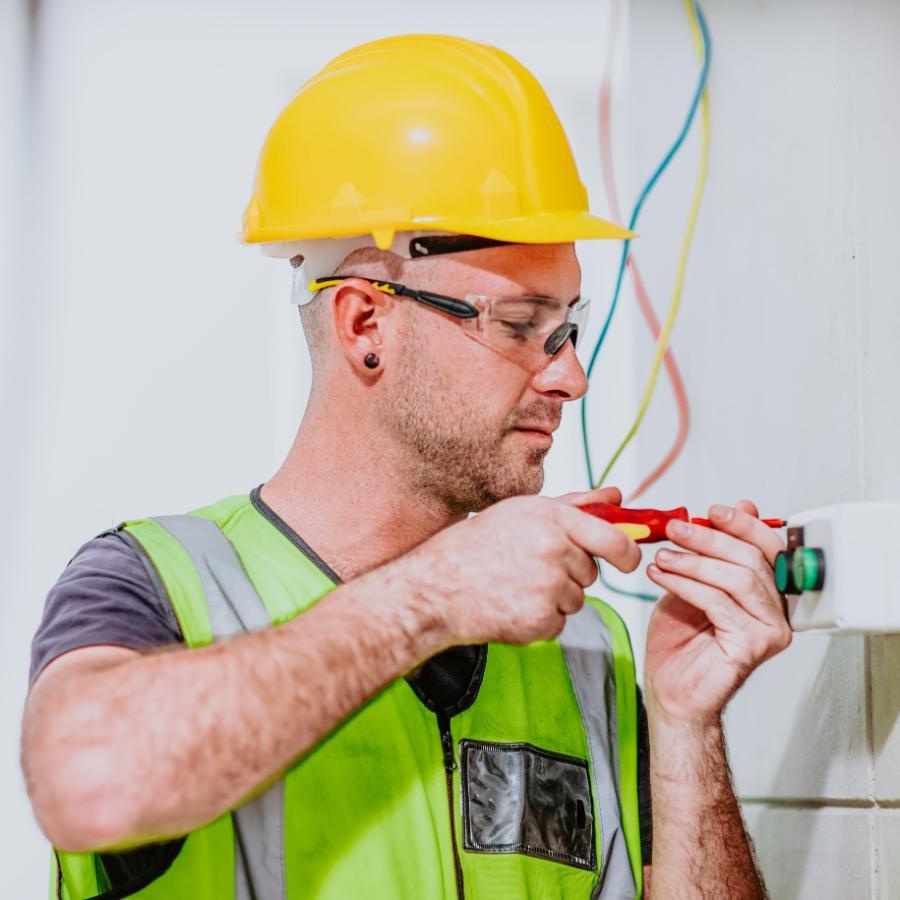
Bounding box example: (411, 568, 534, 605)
(243, 211, 636, 247)
(426, 212, 637, 244)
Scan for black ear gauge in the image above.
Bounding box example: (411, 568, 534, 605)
(364, 353, 380, 369)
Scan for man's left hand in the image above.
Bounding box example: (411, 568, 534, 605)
(644, 499, 792, 727)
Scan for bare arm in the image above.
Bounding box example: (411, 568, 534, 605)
(22, 559, 446, 852)
(647, 718, 763, 899)
(642, 501, 791, 898)
(23, 490, 640, 854)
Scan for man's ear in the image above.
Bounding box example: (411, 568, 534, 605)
(331, 278, 397, 375)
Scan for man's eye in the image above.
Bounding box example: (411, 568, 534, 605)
(500, 320, 537, 339)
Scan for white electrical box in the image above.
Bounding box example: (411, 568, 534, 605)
(780, 502, 900, 633)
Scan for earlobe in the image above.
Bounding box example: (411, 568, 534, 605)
(332, 279, 391, 376)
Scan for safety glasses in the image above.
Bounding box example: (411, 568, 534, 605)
(308, 275, 590, 373)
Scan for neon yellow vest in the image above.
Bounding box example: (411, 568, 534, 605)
(52, 494, 642, 899)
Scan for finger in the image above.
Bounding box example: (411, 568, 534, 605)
(706, 504, 786, 566)
(557, 580, 587, 615)
(665, 510, 784, 577)
(647, 565, 789, 666)
(555, 486, 622, 508)
(564, 546, 601, 590)
(558, 504, 642, 574)
(646, 564, 755, 635)
(654, 549, 785, 626)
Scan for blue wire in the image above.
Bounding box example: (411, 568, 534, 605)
(581, 1, 712, 490)
(585, 1, 711, 605)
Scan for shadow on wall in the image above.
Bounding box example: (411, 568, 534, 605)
(870, 635, 900, 771)
(743, 636, 900, 899)
(749, 641, 855, 896)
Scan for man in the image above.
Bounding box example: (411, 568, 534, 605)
(22, 34, 790, 899)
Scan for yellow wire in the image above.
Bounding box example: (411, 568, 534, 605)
(596, 0, 711, 489)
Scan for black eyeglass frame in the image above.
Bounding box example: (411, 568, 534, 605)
(307, 275, 583, 356)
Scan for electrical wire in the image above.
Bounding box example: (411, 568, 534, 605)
(599, 571, 660, 604)
(597, 0, 692, 503)
(596, 0, 710, 488)
(591, 0, 712, 602)
(623, 258, 691, 501)
(580, 0, 711, 490)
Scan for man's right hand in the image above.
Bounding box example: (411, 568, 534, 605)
(401, 486, 642, 647)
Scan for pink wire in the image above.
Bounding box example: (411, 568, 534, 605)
(623, 259, 691, 501)
(598, 0, 691, 502)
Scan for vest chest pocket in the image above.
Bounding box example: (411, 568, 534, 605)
(459, 740, 596, 871)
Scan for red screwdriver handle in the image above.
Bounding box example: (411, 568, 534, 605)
(578, 503, 786, 544)
(577, 503, 690, 543)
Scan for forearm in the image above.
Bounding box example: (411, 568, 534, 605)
(23, 559, 448, 851)
(646, 716, 765, 900)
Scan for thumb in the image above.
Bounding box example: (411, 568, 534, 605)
(555, 485, 623, 508)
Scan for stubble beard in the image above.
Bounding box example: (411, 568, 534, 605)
(379, 350, 552, 514)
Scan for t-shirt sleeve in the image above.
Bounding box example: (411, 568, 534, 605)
(29, 529, 186, 883)
(29, 529, 183, 685)
(637, 684, 652, 864)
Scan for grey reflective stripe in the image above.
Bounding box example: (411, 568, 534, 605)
(233, 781, 287, 900)
(154, 515, 272, 637)
(559, 605, 636, 900)
(152, 515, 286, 900)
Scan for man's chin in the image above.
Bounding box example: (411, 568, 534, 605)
(483, 461, 546, 507)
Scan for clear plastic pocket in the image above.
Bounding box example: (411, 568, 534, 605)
(459, 739, 595, 871)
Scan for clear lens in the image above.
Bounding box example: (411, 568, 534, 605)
(460, 294, 590, 372)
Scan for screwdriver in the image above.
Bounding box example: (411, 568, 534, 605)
(577, 503, 787, 544)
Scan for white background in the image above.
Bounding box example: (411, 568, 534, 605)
(2, 1, 899, 896)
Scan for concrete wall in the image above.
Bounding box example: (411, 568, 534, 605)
(621, 1, 900, 896)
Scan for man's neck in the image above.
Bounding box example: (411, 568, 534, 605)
(261, 413, 465, 581)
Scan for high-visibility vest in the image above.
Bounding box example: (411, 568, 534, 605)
(52, 493, 643, 899)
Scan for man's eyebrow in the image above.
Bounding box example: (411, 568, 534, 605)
(514, 294, 581, 308)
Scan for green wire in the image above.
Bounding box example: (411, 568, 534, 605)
(599, 572, 660, 604)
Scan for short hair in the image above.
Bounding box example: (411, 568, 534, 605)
(298, 247, 408, 374)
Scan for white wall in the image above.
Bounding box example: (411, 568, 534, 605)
(0, 0, 642, 890)
(0, 0, 46, 882)
(625, 1, 900, 896)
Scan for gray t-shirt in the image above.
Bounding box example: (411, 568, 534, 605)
(30, 529, 181, 684)
(29, 486, 340, 683)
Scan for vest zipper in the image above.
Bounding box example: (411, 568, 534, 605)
(436, 708, 465, 900)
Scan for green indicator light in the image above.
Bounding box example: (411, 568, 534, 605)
(775, 553, 791, 593)
(791, 547, 825, 593)
(801, 548, 819, 591)
(791, 550, 806, 593)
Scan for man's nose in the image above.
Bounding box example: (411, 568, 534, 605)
(529, 339, 588, 400)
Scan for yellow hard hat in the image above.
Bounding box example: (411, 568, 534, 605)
(242, 34, 634, 249)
